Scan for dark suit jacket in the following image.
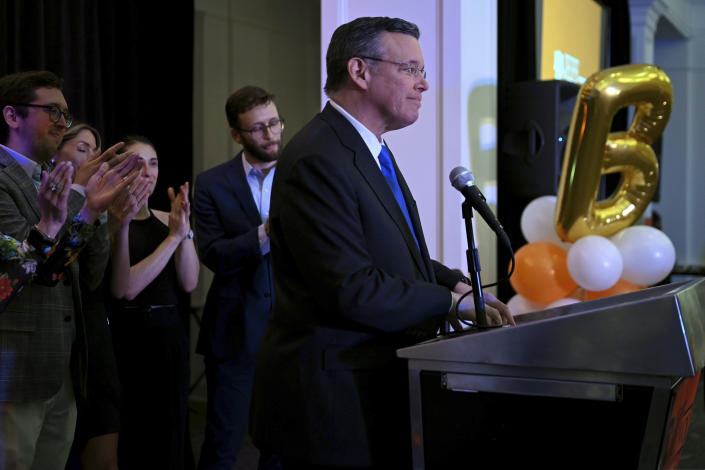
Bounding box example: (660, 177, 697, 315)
(0, 147, 88, 402)
(193, 152, 274, 361)
(251, 103, 462, 466)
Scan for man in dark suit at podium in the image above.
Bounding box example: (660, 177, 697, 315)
(251, 16, 514, 469)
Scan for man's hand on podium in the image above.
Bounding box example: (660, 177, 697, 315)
(449, 283, 515, 328)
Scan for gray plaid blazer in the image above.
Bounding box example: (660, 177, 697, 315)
(0, 147, 87, 402)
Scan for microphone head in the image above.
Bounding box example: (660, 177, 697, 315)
(449, 166, 474, 190)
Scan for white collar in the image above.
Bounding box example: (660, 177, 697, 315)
(328, 100, 383, 163)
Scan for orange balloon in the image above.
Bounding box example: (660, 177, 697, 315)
(586, 280, 644, 300)
(510, 242, 578, 304)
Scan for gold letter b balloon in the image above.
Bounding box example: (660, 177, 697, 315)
(555, 64, 672, 241)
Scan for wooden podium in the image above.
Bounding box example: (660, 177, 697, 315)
(397, 279, 705, 469)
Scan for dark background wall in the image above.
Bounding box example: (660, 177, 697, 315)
(0, 0, 194, 211)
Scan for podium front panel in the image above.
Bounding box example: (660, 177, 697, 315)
(398, 279, 705, 469)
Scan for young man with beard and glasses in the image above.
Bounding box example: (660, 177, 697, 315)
(250, 17, 514, 469)
(193, 86, 284, 470)
(0, 70, 139, 468)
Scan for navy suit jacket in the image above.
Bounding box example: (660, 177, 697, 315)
(193, 152, 274, 361)
(251, 103, 462, 466)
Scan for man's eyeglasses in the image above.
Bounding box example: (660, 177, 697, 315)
(11, 103, 73, 128)
(238, 118, 285, 137)
(359, 56, 427, 80)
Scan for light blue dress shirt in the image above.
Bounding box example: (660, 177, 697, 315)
(242, 155, 275, 255)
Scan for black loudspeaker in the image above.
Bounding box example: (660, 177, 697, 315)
(497, 80, 580, 301)
(500, 80, 580, 198)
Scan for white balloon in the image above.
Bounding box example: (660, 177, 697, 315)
(546, 297, 581, 308)
(520, 196, 563, 245)
(507, 294, 546, 315)
(611, 225, 676, 286)
(567, 236, 623, 291)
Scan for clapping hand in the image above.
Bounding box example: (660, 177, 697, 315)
(36, 161, 74, 239)
(73, 141, 126, 187)
(107, 173, 151, 235)
(81, 154, 143, 223)
(167, 182, 191, 241)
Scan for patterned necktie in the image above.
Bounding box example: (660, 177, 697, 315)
(378, 145, 420, 251)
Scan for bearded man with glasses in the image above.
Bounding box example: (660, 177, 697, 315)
(193, 85, 284, 470)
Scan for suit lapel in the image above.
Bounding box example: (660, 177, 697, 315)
(387, 147, 435, 281)
(321, 105, 429, 280)
(0, 148, 41, 220)
(228, 152, 262, 225)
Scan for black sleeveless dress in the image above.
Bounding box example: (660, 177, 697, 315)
(108, 210, 192, 469)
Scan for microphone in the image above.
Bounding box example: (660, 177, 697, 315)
(449, 166, 510, 248)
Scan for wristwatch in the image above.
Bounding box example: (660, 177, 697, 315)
(184, 229, 194, 240)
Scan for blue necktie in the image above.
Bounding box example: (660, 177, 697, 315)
(378, 145, 420, 251)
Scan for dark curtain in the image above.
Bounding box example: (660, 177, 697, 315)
(599, 0, 631, 134)
(0, 0, 194, 211)
(496, 0, 538, 301)
(600, 0, 631, 68)
(497, 0, 537, 87)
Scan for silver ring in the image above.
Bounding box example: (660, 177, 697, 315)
(50, 184, 57, 192)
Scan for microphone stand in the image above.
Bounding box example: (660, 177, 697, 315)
(462, 200, 487, 327)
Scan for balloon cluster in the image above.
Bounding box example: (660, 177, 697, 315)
(508, 196, 676, 315)
(508, 64, 675, 315)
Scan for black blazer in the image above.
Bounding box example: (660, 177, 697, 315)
(251, 104, 462, 466)
(193, 152, 274, 361)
